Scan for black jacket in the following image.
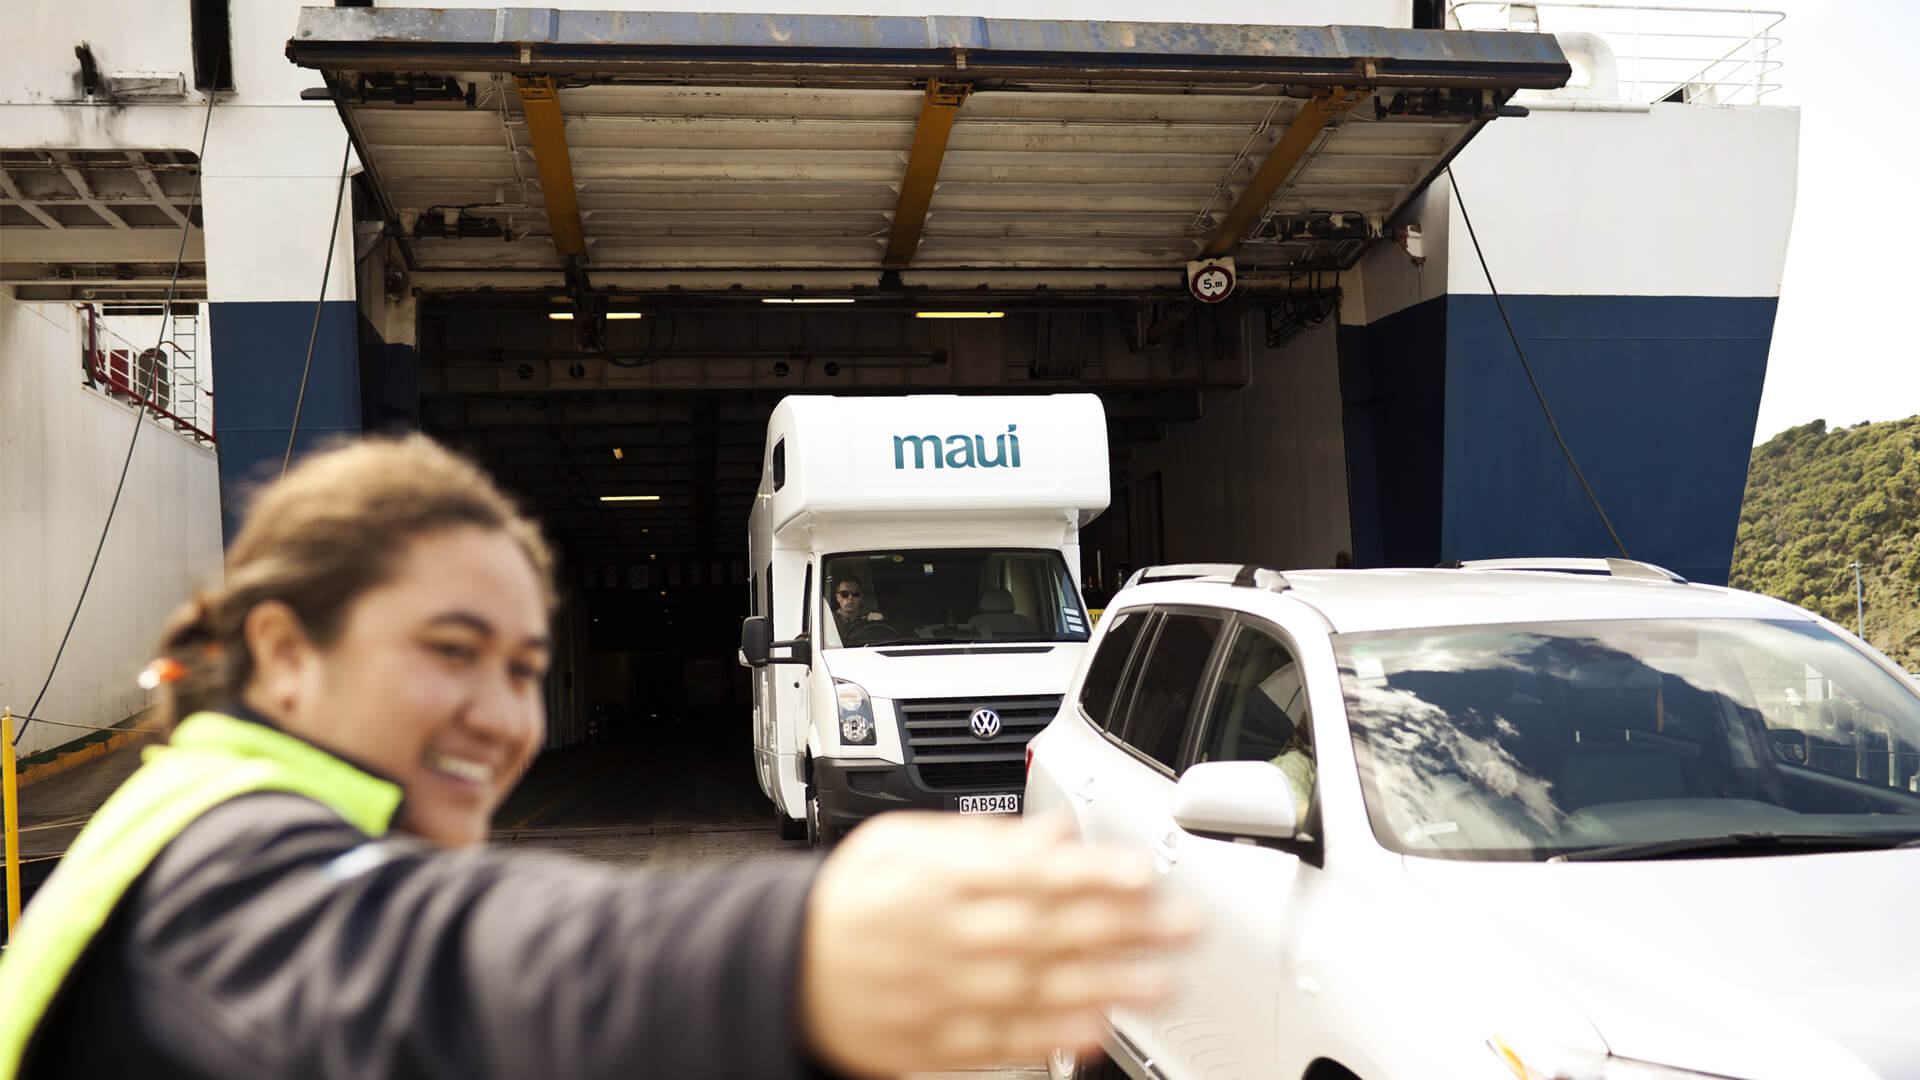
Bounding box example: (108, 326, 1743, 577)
(26, 791, 830, 1079)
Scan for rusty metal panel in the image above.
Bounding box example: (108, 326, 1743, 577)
(289, 9, 1568, 89)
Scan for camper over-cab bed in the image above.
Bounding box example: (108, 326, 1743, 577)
(758, 394, 1110, 535)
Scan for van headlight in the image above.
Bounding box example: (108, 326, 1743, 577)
(835, 680, 876, 745)
(1491, 1037, 1724, 1079)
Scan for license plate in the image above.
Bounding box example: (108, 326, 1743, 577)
(958, 793, 1020, 815)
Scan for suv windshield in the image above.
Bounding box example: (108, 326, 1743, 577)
(819, 549, 1089, 648)
(1338, 619, 1920, 861)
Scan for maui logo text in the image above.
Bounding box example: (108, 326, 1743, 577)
(893, 426, 1022, 470)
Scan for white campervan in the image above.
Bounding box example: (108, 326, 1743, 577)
(741, 394, 1110, 845)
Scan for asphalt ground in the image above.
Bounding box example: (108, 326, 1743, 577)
(492, 710, 771, 832)
(9, 732, 149, 860)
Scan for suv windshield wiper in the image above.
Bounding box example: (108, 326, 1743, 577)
(1550, 831, 1920, 862)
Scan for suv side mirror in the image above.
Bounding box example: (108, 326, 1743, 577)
(1172, 761, 1299, 843)
(741, 616, 811, 668)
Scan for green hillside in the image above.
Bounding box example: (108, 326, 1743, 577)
(1730, 417, 1920, 668)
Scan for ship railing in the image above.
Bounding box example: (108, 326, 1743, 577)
(80, 304, 215, 444)
(1449, 2, 1785, 105)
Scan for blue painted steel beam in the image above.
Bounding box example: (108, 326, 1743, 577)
(288, 9, 1569, 89)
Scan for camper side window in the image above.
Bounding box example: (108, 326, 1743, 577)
(772, 439, 787, 492)
(800, 564, 812, 638)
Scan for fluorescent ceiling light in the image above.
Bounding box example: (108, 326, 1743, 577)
(547, 311, 573, 320)
(762, 297, 856, 305)
(606, 312, 644, 320)
(914, 311, 1005, 319)
(600, 494, 662, 502)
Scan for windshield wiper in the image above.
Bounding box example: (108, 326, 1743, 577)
(1551, 831, 1920, 862)
(869, 637, 958, 647)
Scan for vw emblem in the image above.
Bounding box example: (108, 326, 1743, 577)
(969, 708, 1002, 740)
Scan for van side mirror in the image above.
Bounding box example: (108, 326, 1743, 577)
(741, 616, 772, 665)
(1172, 761, 1299, 843)
(740, 616, 811, 668)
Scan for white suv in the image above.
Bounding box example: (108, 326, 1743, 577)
(1026, 560, 1920, 1080)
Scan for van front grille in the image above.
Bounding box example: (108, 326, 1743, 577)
(897, 695, 1061, 792)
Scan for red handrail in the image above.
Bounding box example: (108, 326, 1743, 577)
(85, 346, 215, 444)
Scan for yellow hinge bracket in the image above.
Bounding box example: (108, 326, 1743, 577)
(512, 74, 588, 259)
(1201, 85, 1373, 260)
(884, 79, 972, 269)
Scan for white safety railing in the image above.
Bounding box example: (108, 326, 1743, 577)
(1450, 2, 1785, 105)
(82, 305, 215, 443)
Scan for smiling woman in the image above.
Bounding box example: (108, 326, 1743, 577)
(0, 434, 1194, 1080)
(149, 436, 559, 847)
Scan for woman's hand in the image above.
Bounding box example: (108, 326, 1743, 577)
(799, 813, 1198, 1078)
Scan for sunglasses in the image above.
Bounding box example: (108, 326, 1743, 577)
(837, 590, 861, 598)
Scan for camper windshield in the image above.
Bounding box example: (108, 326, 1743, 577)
(820, 549, 1090, 648)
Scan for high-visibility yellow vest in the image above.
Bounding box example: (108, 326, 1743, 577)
(0, 711, 402, 1077)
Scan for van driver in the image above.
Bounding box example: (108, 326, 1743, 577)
(833, 577, 887, 638)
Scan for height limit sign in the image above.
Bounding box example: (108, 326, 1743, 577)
(1187, 257, 1236, 303)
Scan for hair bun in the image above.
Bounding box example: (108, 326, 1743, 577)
(137, 658, 189, 691)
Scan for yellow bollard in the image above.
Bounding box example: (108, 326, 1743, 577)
(3, 706, 19, 939)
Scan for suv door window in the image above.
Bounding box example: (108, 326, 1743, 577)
(1118, 613, 1225, 770)
(1196, 624, 1315, 822)
(1079, 610, 1148, 730)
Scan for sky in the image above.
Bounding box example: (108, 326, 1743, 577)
(1752, 0, 1920, 442)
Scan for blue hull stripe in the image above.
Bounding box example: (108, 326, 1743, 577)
(208, 300, 362, 542)
(1338, 300, 1447, 569)
(1342, 294, 1777, 585)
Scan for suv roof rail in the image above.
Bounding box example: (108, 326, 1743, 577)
(1447, 557, 1689, 584)
(1123, 563, 1292, 593)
